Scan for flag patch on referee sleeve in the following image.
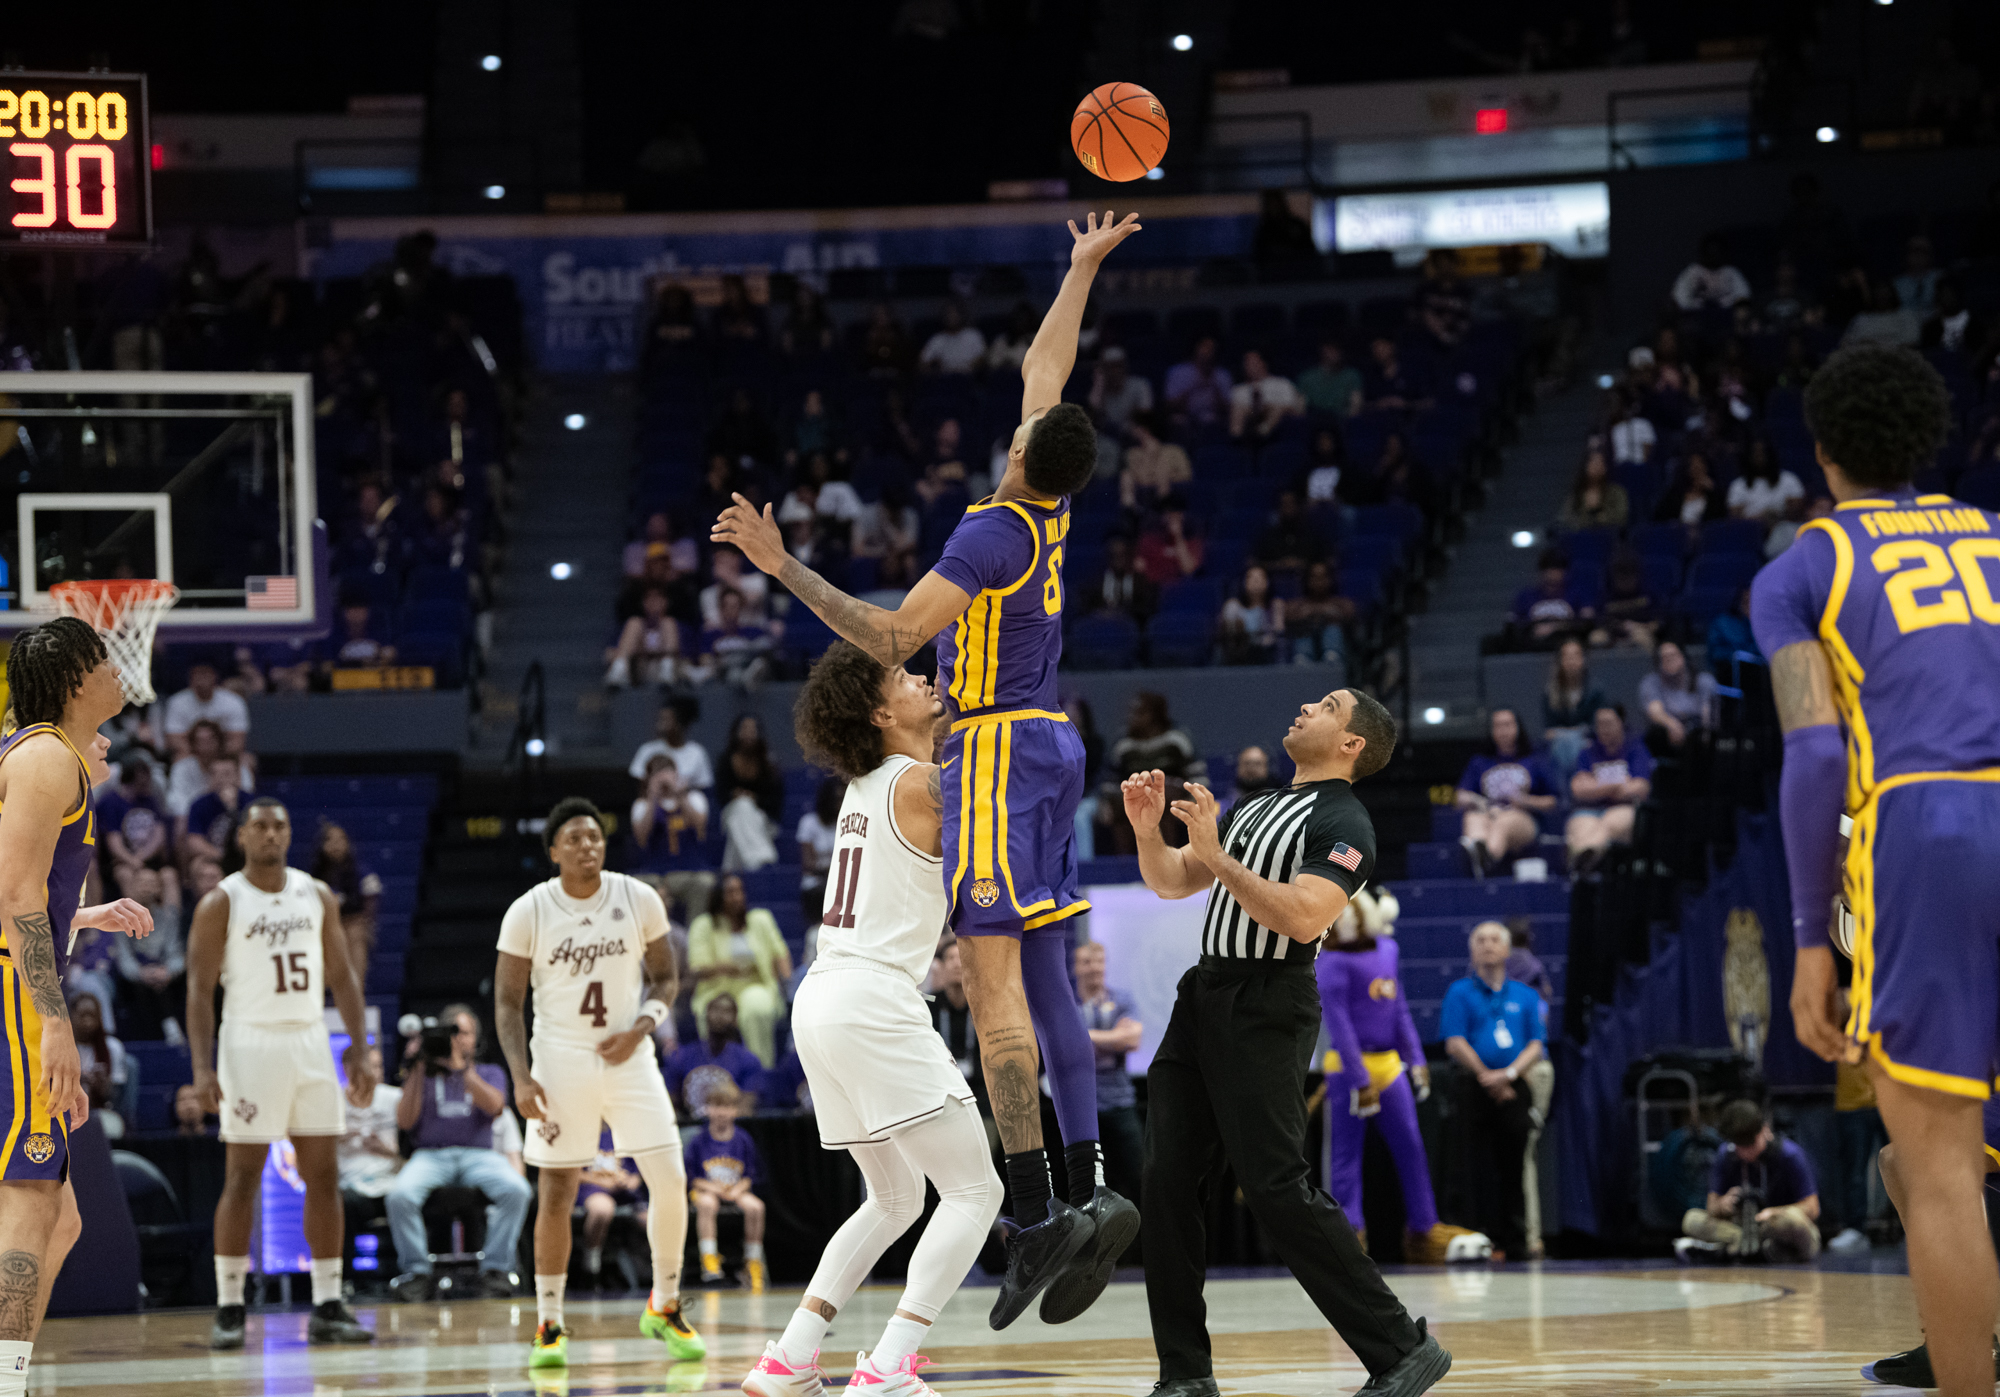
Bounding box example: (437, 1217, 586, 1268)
(1327, 843, 1363, 870)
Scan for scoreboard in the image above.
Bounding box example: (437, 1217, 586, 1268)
(0, 72, 150, 247)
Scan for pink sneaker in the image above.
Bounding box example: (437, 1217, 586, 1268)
(842, 1352, 939, 1396)
(741, 1341, 828, 1397)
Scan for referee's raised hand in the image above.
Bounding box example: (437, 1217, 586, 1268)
(1169, 782, 1223, 862)
(1121, 769, 1168, 828)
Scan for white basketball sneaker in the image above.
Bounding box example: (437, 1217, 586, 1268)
(741, 1341, 828, 1397)
(841, 1352, 940, 1396)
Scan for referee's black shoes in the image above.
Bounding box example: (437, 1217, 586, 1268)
(988, 1197, 1095, 1329)
(1040, 1185, 1141, 1323)
(1147, 1380, 1220, 1396)
(1353, 1318, 1452, 1396)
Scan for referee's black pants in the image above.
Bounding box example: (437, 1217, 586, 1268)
(1142, 957, 1423, 1382)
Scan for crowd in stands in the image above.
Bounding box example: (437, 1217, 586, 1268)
(615, 251, 1527, 690)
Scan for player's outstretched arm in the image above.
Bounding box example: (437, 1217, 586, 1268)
(318, 885, 376, 1104)
(1022, 210, 1142, 421)
(184, 886, 231, 1113)
(713, 493, 971, 666)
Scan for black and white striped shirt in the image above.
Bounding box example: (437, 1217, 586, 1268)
(1199, 779, 1377, 962)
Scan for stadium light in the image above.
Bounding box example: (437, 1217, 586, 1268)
(483, 183, 506, 199)
(1171, 33, 1193, 51)
(1145, 166, 1166, 181)
(1423, 707, 1446, 725)
(1596, 373, 1615, 389)
(550, 562, 573, 581)
(564, 412, 586, 430)
(1816, 126, 1839, 143)
(1511, 530, 1536, 548)
(481, 54, 503, 71)
(525, 737, 546, 757)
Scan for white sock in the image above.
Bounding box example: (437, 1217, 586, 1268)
(871, 1316, 929, 1370)
(779, 1307, 830, 1365)
(699, 1239, 719, 1262)
(215, 1255, 249, 1307)
(310, 1257, 343, 1307)
(535, 1274, 566, 1327)
(0, 1340, 33, 1397)
(582, 1246, 602, 1273)
(744, 1241, 765, 1261)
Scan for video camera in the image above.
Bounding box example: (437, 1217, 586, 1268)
(399, 1012, 460, 1076)
(1733, 1184, 1765, 1260)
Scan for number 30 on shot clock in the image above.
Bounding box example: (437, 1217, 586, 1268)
(0, 72, 151, 247)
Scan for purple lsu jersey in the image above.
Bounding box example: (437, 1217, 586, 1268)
(0, 722, 98, 1180)
(931, 494, 1071, 715)
(1314, 939, 1425, 1095)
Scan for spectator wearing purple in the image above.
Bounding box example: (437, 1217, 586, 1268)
(576, 1125, 647, 1289)
(1074, 940, 1144, 1202)
(99, 757, 175, 889)
(386, 1005, 531, 1297)
(1363, 336, 1431, 412)
(1163, 335, 1232, 428)
(312, 820, 383, 971)
(699, 589, 774, 689)
(665, 993, 765, 1119)
(1455, 708, 1558, 877)
(1512, 549, 1584, 647)
(1503, 919, 1555, 1005)
(685, 1083, 766, 1287)
(180, 753, 245, 869)
(1565, 705, 1653, 874)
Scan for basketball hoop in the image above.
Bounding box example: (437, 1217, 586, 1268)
(46, 580, 180, 706)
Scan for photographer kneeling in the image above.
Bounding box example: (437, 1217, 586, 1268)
(387, 1005, 533, 1299)
(1678, 1100, 1821, 1263)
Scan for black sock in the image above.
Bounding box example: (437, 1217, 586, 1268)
(1063, 1140, 1104, 1208)
(1004, 1148, 1054, 1219)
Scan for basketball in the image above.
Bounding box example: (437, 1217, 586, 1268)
(1071, 82, 1170, 182)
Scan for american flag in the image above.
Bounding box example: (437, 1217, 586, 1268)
(245, 576, 298, 610)
(1326, 842, 1363, 871)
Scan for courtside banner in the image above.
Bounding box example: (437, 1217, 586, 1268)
(309, 195, 1264, 373)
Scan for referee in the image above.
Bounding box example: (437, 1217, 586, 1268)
(1124, 689, 1450, 1397)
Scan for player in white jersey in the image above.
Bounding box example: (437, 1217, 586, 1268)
(184, 798, 376, 1351)
(494, 797, 705, 1370)
(740, 643, 1004, 1397)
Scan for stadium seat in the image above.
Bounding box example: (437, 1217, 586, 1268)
(1067, 614, 1140, 669)
(1158, 577, 1223, 614)
(1558, 528, 1616, 566)
(1686, 553, 1762, 592)
(1699, 518, 1767, 556)
(1146, 612, 1214, 667)
(1630, 522, 1689, 559)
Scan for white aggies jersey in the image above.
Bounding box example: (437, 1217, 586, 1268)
(220, 867, 328, 1027)
(816, 754, 945, 984)
(495, 871, 669, 1052)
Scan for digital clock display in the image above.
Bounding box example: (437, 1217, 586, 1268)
(0, 72, 150, 247)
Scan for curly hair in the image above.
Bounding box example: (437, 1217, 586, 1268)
(793, 641, 890, 783)
(1802, 343, 1952, 490)
(5, 616, 108, 729)
(1023, 402, 1098, 499)
(544, 796, 605, 851)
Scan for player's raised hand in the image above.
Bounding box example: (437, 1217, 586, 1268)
(710, 493, 788, 577)
(1068, 209, 1143, 267)
(595, 1026, 649, 1066)
(1120, 769, 1168, 829)
(77, 897, 153, 938)
(1169, 781, 1223, 862)
(514, 1074, 552, 1121)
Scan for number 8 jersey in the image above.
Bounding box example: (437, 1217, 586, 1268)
(495, 871, 669, 1052)
(220, 867, 328, 1026)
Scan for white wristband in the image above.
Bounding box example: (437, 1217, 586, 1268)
(639, 1000, 671, 1032)
(1505, 1065, 1519, 1082)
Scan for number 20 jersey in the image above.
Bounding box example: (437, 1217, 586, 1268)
(1752, 492, 2000, 806)
(220, 868, 326, 1027)
(495, 872, 669, 1054)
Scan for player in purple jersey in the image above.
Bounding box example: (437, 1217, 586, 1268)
(1750, 343, 2000, 1397)
(0, 619, 153, 1393)
(716, 211, 1143, 1329)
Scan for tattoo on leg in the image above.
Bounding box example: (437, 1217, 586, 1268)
(988, 1049, 1042, 1154)
(807, 1298, 837, 1321)
(0, 1250, 39, 1339)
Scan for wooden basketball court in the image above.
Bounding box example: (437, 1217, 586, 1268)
(29, 1264, 1928, 1395)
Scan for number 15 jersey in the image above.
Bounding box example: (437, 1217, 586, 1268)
(220, 868, 327, 1028)
(1751, 492, 2000, 807)
(496, 872, 669, 1053)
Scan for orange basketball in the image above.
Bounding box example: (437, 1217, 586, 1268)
(1071, 82, 1170, 182)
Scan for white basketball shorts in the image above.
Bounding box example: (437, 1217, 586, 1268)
(522, 1041, 680, 1168)
(217, 1020, 347, 1143)
(793, 958, 976, 1149)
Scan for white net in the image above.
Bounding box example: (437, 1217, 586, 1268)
(46, 580, 180, 706)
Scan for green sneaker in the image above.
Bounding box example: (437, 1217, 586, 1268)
(640, 1298, 706, 1360)
(529, 1321, 568, 1369)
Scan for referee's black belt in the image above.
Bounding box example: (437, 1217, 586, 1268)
(1196, 954, 1313, 978)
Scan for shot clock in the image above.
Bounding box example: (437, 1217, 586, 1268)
(0, 72, 151, 247)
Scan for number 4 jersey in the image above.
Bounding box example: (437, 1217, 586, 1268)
(495, 872, 669, 1053)
(1751, 493, 2000, 806)
(220, 867, 329, 1026)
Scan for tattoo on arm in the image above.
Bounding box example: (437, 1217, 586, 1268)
(0, 1250, 39, 1339)
(925, 765, 941, 810)
(778, 557, 925, 665)
(1770, 640, 1839, 733)
(9, 912, 66, 1020)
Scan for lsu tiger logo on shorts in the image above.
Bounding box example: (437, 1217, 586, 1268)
(233, 1099, 258, 1124)
(970, 879, 1001, 909)
(537, 1120, 561, 1144)
(22, 1135, 55, 1165)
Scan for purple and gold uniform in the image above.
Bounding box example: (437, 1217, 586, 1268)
(1751, 493, 2000, 1098)
(0, 723, 97, 1180)
(931, 493, 1087, 937)
(1316, 939, 1439, 1235)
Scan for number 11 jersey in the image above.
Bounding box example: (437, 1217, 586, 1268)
(496, 872, 669, 1053)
